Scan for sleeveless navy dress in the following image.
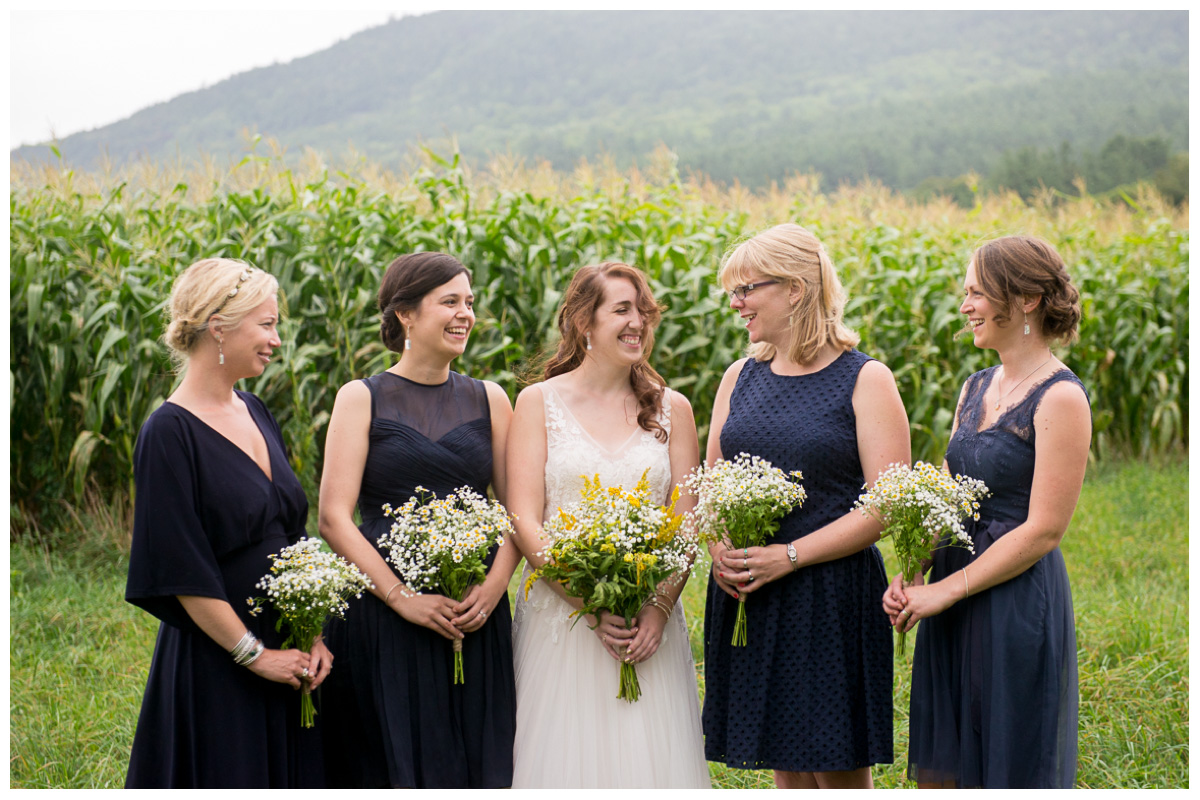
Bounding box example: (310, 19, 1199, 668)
(125, 392, 321, 788)
(702, 351, 894, 772)
(320, 371, 516, 788)
(908, 367, 1084, 788)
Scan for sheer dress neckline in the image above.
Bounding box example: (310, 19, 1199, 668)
(969, 366, 1071, 435)
(381, 369, 450, 388)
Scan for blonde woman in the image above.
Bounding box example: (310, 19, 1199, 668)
(125, 258, 327, 787)
(701, 224, 910, 788)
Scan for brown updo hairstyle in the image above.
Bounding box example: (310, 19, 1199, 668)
(719, 223, 859, 364)
(972, 236, 1081, 344)
(164, 258, 278, 370)
(544, 262, 669, 443)
(378, 252, 471, 353)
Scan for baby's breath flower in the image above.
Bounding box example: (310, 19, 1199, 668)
(853, 461, 989, 654)
(376, 487, 514, 684)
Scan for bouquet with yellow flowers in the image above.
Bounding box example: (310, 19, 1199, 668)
(526, 470, 700, 702)
(377, 486, 515, 683)
(854, 461, 989, 654)
(685, 453, 806, 647)
(248, 537, 373, 727)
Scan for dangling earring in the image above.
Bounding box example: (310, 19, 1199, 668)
(585, 334, 592, 351)
(218, 337, 225, 365)
(1024, 309, 1030, 336)
(405, 326, 412, 351)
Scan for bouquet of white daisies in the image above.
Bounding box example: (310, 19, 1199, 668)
(854, 461, 989, 653)
(377, 486, 514, 684)
(248, 537, 373, 727)
(684, 453, 807, 647)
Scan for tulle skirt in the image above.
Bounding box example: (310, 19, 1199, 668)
(909, 519, 1078, 788)
(511, 569, 711, 788)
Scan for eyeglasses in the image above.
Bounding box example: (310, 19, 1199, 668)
(728, 280, 778, 301)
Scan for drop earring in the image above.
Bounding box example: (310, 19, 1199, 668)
(585, 334, 592, 351)
(1024, 309, 1030, 336)
(218, 337, 225, 365)
(405, 326, 412, 351)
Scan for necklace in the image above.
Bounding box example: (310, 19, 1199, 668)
(994, 355, 1053, 411)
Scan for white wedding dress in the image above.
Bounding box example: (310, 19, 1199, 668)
(511, 383, 711, 788)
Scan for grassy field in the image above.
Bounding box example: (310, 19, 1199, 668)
(9, 458, 1188, 788)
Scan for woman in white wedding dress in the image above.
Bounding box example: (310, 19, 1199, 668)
(506, 262, 711, 788)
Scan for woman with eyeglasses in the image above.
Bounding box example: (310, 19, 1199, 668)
(701, 224, 910, 789)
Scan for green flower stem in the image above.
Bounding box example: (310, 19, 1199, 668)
(731, 597, 748, 647)
(618, 661, 641, 702)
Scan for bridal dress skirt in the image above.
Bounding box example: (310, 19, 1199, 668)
(511, 572, 711, 788)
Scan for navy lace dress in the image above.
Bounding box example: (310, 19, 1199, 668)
(320, 371, 516, 788)
(908, 367, 1084, 788)
(702, 351, 894, 772)
(125, 392, 321, 788)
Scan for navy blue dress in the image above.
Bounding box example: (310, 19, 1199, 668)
(125, 392, 321, 788)
(320, 371, 516, 788)
(908, 367, 1083, 788)
(702, 351, 894, 772)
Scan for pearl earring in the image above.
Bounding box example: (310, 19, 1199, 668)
(585, 334, 592, 351)
(218, 337, 225, 365)
(405, 325, 412, 351)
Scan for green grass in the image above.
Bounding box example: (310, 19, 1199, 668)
(10, 459, 1188, 788)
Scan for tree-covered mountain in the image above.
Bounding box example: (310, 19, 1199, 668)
(11, 10, 1187, 189)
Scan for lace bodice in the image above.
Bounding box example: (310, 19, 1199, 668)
(515, 382, 677, 645)
(945, 366, 1087, 526)
(541, 383, 674, 519)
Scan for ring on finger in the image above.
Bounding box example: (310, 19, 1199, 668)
(301, 667, 309, 677)
(478, 610, 487, 619)
(748, 569, 754, 581)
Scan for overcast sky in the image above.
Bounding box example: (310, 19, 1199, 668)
(9, 5, 427, 149)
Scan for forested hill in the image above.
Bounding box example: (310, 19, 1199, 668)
(11, 10, 1187, 189)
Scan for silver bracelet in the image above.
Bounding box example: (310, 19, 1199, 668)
(231, 631, 264, 667)
(230, 630, 256, 662)
(240, 639, 265, 666)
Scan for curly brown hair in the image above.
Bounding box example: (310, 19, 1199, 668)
(973, 236, 1082, 344)
(543, 262, 669, 443)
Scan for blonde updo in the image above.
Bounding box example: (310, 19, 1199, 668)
(164, 258, 279, 368)
(719, 223, 859, 364)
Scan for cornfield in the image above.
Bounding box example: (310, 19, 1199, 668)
(9, 147, 1188, 532)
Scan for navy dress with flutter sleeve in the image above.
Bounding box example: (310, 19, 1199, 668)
(124, 391, 321, 788)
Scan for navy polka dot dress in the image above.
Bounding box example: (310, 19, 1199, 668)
(702, 351, 894, 772)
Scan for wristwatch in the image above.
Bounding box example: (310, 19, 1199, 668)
(786, 541, 799, 570)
